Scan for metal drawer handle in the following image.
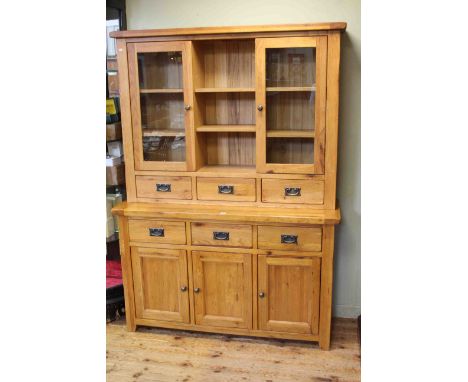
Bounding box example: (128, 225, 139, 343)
(149, 228, 164, 237)
(285, 187, 301, 196)
(281, 234, 298, 244)
(156, 183, 171, 192)
(218, 185, 234, 194)
(213, 231, 229, 241)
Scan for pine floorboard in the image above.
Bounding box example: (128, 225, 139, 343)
(106, 317, 360, 382)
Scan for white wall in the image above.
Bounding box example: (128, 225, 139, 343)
(127, 0, 361, 318)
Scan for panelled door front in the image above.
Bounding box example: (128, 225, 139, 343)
(192, 251, 252, 329)
(127, 41, 194, 171)
(255, 37, 328, 174)
(258, 255, 321, 334)
(131, 247, 190, 323)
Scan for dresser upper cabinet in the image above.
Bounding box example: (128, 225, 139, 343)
(256, 37, 327, 174)
(127, 41, 194, 171)
(125, 36, 328, 175)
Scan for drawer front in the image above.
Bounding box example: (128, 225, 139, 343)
(128, 219, 186, 244)
(258, 226, 322, 252)
(261, 179, 324, 205)
(191, 222, 253, 248)
(197, 177, 256, 202)
(136, 176, 192, 200)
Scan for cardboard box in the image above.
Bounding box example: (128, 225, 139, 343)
(106, 163, 125, 186)
(106, 122, 122, 141)
(107, 141, 124, 157)
(106, 155, 122, 167)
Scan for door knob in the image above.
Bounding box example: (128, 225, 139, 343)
(184, 104, 191, 111)
(180, 286, 187, 292)
(259, 291, 265, 298)
(194, 287, 201, 293)
(257, 104, 263, 111)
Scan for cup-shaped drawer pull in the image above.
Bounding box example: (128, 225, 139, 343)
(156, 183, 171, 192)
(285, 187, 301, 196)
(281, 234, 298, 244)
(218, 185, 234, 194)
(213, 231, 230, 241)
(149, 228, 164, 237)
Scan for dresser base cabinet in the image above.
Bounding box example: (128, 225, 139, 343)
(113, 203, 339, 350)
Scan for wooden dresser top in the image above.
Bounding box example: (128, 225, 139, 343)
(110, 22, 347, 39)
(112, 202, 341, 225)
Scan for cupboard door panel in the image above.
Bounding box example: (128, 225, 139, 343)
(192, 251, 252, 329)
(256, 37, 327, 174)
(131, 248, 190, 323)
(127, 41, 194, 171)
(258, 255, 320, 334)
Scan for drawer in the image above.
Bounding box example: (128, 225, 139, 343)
(191, 222, 253, 248)
(136, 176, 192, 200)
(128, 219, 186, 244)
(197, 177, 256, 202)
(258, 226, 322, 252)
(261, 179, 324, 205)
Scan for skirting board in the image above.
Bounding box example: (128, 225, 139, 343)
(333, 304, 361, 318)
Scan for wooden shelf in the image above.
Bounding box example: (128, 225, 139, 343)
(266, 86, 316, 92)
(195, 87, 255, 93)
(142, 129, 185, 137)
(197, 125, 256, 133)
(197, 165, 256, 174)
(266, 130, 315, 138)
(140, 88, 184, 94)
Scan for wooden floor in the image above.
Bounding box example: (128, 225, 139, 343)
(107, 317, 360, 382)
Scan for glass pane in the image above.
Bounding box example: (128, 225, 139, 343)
(267, 138, 314, 164)
(138, 51, 183, 89)
(137, 51, 185, 163)
(265, 47, 316, 165)
(143, 136, 186, 162)
(266, 48, 315, 87)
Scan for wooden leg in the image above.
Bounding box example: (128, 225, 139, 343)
(116, 215, 137, 332)
(319, 225, 335, 350)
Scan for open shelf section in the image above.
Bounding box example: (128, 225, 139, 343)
(142, 128, 185, 137)
(266, 86, 316, 92)
(195, 87, 255, 93)
(197, 125, 256, 133)
(140, 88, 183, 94)
(266, 130, 315, 138)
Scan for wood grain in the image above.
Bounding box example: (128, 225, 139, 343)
(131, 247, 190, 323)
(261, 178, 324, 205)
(192, 251, 252, 329)
(258, 255, 321, 335)
(106, 317, 360, 381)
(191, 222, 253, 248)
(110, 22, 347, 38)
(128, 219, 186, 244)
(136, 176, 192, 200)
(257, 225, 322, 252)
(196, 177, 256, 202)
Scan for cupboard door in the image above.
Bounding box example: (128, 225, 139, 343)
(192, 251, 252, 329)
(127, 41, 194, 171)
(256, 37, 327, 174)
(258, 255, 321, 334)
(131, 247, 190, 323)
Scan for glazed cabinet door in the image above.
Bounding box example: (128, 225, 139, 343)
(256, 37, 327, 174)
(258, 255, 321, 334)
(131, 247, 190, 323)
(127, 41, 194, 171)
(192, 251, 252, 329)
